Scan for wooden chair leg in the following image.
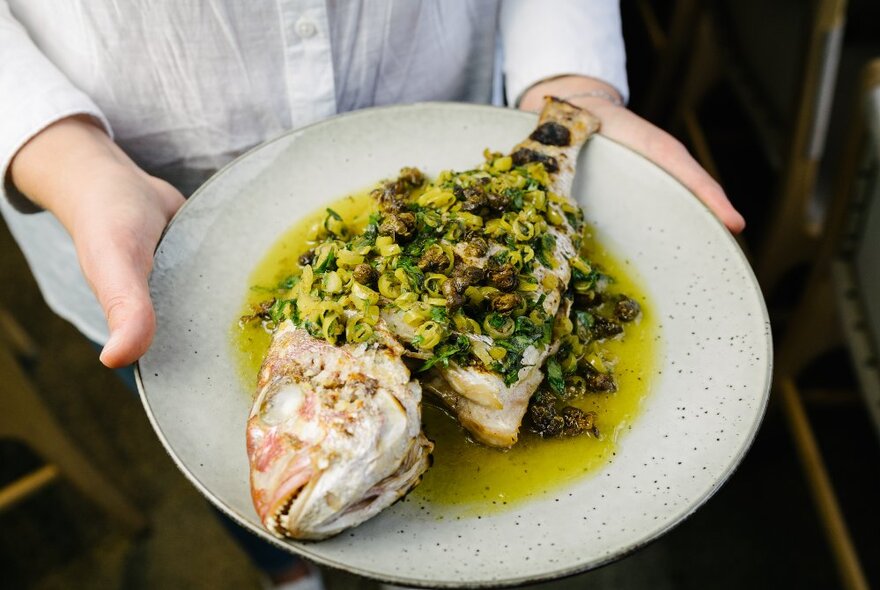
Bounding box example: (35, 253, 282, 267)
(640, 0, 705, 121)
(0, 465, 59, 513)
(670, 12, 725, 180)
(777, 377, 869, 590)
(776, 270, 845, 376)
(0, 345, 147, 533)
(756, 0, 848, 295)
(673, 13, 724, 120)
(756, 170, 820, 295)
(0, 308, 38, 361)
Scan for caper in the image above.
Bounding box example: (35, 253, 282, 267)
(564, 379, 587, 398)
(456, 186, 487, 212)
(418, 244, 448, 272)
(379, 212, 416, 240)
(561, 406, 595, 437)
(490, 292, 521, 314)
(529, 403, 563, 437)
(486, 191, 510, 211)
(298, 250, 315, 267)
(453, 264, 485, 286)
(353, 263, 376, 285)
(584, 371, 616, 393)
(373, 188, 406, 213)
(372, 168, 425, 212)
(398, 167, 425, 188)
(591, 316, 623, 339)
(615, 296, 641, 322)
(486, 263, 518, 292)
(463, 237, 489, 259)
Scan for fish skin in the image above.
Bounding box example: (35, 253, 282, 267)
(429, 99, 599, 447)
(247, 321, 432, 540)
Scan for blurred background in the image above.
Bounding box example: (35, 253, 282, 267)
(2, 1, 879, 589)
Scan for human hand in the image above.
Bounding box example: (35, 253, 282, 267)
(9, 116, 185, 367)
(519, 76, 745, 233)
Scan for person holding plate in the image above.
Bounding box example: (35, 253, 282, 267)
(0, 1, 744, 587)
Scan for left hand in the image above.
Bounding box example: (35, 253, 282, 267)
(9, 115, 186, 368)
(519, 76, 745, 233)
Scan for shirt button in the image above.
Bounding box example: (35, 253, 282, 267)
(295, 17, 317, 38)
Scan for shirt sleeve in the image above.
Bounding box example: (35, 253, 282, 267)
(0, 1, 112, 212)
(500, 0, 629, 107)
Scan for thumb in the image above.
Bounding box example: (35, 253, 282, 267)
(98, 281, 155, 368)
(81, 235, 157, 368)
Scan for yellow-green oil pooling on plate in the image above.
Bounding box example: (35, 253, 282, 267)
(233, 190, 657, 513)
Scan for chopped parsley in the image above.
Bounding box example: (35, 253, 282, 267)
(545, 356, 565, 396)
(420, 335, 470, 372)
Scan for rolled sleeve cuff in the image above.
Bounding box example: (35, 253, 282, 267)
(1, 89, 112, 213)
(501, 0, 629, 107)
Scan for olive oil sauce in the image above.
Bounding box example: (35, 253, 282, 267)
(233, 191, 656, 512)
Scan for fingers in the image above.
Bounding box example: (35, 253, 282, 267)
(642, 131, 746, 233)
(688, 176, 746, 233)
(571, 100, 746, 234)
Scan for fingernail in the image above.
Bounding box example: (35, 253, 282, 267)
(99, 333, 119, 365)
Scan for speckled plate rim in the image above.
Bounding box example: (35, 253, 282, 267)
(135, 102, 772, 588)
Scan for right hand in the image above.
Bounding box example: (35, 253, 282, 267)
(519, 76, 745, 233)
(9, 116, 185, 368)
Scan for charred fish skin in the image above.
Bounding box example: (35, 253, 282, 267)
(247, 321, 432, 540)
(427, 98, 600, 447)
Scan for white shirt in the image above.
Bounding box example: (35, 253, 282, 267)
(0, 0, 627, 344)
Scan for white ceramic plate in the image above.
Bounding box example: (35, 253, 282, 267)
(137, 103, 771, 588)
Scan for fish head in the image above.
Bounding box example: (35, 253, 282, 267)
(246, 357, 426, 539)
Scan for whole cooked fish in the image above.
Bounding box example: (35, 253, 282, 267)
(246, 321, 432, 540)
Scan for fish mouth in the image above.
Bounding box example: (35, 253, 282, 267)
(273, 493, 298, 534)
(267, 472, 377, 540)
(264, 435, 434, 540)
(271, 484, 310, 536)
(263, 460, 316, 537)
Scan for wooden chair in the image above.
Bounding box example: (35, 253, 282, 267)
(756, 0, 849, 294)
(637, 0, 705, 124)
(0, 308, 146, 533)
(635, 7, 875, 589)
(831, 61, 880, 443)
(638, 0, 848, 291)
(773, 58, 880, 590)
